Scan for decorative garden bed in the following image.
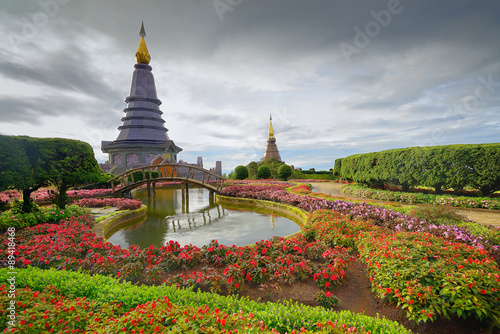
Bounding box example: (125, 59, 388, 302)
(0, 181, 499, 333)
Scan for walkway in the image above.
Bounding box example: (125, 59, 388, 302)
(309, 182, 500, 228)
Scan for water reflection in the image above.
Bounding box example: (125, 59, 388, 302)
(106, 188, 300, 249)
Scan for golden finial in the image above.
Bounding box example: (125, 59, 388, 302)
(268, 114, 274, 139)
(136, 21, 151, 64)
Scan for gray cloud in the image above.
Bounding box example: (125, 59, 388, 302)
(0, 0, 499, 172)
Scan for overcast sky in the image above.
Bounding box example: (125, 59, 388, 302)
(1, 0, 499, 173)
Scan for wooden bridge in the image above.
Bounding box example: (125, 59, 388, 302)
(108, 163, 226, 199)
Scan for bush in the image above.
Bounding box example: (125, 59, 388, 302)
(126, 170, 159, 182)
(257, 166, 271, 179)
(234, 165, 249, 180)
(0, 204, 90, 230)
(90, 172, 118, 189)
(0, 267, 412, 334)
(277, 164, 292, 180)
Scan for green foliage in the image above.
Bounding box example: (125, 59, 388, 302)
(358, 231, 500, 324)
(0, 135, 101, 211)
(332, 158, 342, 179)
(292, 170, 334, 180)
(409, 205, 464, 225)
(126, 170, 159, 182)
(316, 290, 341, 309)
(92, 173, 118, 189)
(234, 165, 249, 180)
(341, 183, 500, 210)
(257, 165, 272, 179)
(277, 164, 292, 180)
(9, 199, 40, 215)
(339, 143, 500, 196)
(0, 204, 90, 230)
(246, 158, 285, 179)
(0, 267, 412, 334)
(0, 136, 33, 193)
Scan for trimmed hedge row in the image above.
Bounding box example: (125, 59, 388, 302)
(334, 144, 500, 196)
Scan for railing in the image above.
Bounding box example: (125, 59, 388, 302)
(108, 163, 226, 195)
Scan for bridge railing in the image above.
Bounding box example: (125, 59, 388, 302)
(108, 163, 226, 193)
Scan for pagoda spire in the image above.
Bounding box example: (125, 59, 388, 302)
(263, 114, 282, 162)
(268, 114, 274, 139)
(136, 21, 151, 64)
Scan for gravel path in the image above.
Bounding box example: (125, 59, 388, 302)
(309, 182, 500, 227)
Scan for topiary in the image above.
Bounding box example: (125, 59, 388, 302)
(234, 165, 249, 180)
(257, 165, 271, 179)
(277, 164, 292, 180)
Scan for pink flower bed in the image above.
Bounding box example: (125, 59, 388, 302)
(220, 185, 499, 253)
(0, 188, 115, 204)
(73, 198, 142, 210)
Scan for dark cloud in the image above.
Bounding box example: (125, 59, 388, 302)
(0, 0, 499, 171)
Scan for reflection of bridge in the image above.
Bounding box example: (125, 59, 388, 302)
(108, 163, 226, 199)
(160, 203, 227, 232)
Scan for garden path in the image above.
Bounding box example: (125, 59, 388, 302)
(309, 182, 500, 227)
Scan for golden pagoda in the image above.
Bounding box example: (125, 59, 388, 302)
(263, 115, 282, 161)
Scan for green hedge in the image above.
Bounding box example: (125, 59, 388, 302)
(335, 144, 500, 196)
(126, 170, 159, 182)
(0, 267, 411, 334)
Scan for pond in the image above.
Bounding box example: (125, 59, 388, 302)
(105, 188, 300, 249)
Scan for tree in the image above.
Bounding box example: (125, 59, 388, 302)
(0, 135, 41, 213)
(0, 135, 101, 211)
(246, 158, 285, 179)
(257, 165, 271, 179)
(234, 165, 249, 180)
(277, 164, 292, 180)
(40, 138, 101, 209)
(246, 161, 259, 179)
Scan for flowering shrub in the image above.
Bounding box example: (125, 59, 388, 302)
(342, 184, 500, 209)
(0, 205, 90, 230)
(0, 285, 272, 333)
(73, 198, 142, 211)
(162, 237, 350, 293)
(316, 290, 341, 308)
(0, 188, 115, 205)
(2, 180, 499, 330)
(358, 231, 500, 323)
(222, 184, 500, 258)
(0, 267, 412, 334)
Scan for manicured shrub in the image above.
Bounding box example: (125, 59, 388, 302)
(337, 144, 500, 196)
(234, 165, 249, 180)
(257, 165, 272, 179)
(277, 164, 292, 180)
(126, 170, 159, 182)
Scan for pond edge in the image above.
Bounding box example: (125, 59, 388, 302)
(215, 194, 309, 242)
(92, 205, 148, 240)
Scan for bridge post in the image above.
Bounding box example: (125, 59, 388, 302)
(181, 182, 189, 202)
(147, 182, 151, 200)
(209, 190, 214, 203)
(152, 182, 156, 198)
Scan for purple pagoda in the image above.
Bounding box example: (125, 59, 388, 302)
(101, 23, 182, 173)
